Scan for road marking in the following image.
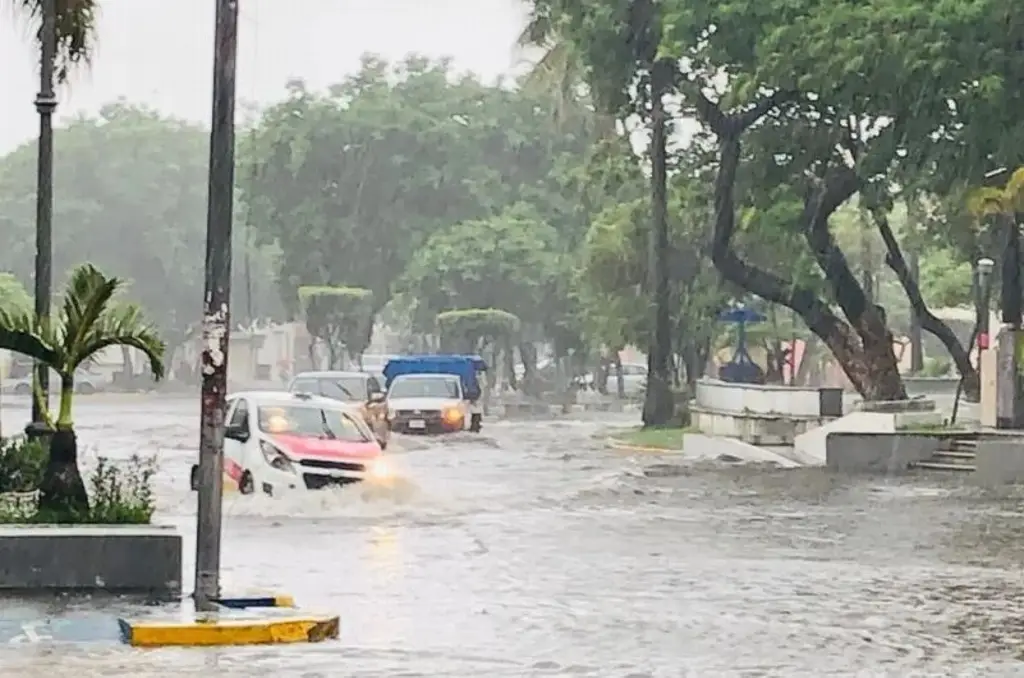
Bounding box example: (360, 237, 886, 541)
(9, 622, 53, 644)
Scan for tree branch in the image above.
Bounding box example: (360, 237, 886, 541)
(874, 209, 979, 397)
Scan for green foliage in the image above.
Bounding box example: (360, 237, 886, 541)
(0, 273, 31, 310)
(0, 263, 165, 428)
(576, 175, 728, 361)
(0, 455, 157, 525)
(241, 56, 599, 322)
(298, 285, 374, 367)
(437, 309, 521, 352)
(0, 438, 46, 493)
(397, 206, 560, 331)
(0, 103, 282, 350)
(919, 356, 953, 378)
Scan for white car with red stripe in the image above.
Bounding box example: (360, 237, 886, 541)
(189, 391, 390, 496)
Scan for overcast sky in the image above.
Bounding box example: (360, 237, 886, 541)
(0, 0, 531, 153)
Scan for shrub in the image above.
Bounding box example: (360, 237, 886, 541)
(0, 437, 47, 493)
(0, 453, 157, 525)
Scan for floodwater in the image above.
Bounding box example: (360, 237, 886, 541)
(2, 394, 1024, 676)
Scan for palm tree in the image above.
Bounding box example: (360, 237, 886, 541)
(0, 264, 165, 517)
(13, 0, 98, 80)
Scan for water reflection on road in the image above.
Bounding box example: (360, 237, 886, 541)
(2, 395, 1024, 676)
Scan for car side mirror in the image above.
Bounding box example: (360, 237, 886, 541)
(224, 423, 249, 442)
(368, 391, 386, 404)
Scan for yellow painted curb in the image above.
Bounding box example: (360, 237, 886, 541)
(605, 437, 679, 454)
(118, 614, 339, 647)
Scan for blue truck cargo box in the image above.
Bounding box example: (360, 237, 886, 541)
(383, 355, 487, 398)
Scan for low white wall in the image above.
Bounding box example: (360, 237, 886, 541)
(694, 378, 837, 418)
(692, 408, 832, 446)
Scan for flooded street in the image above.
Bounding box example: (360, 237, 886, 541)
(3, 395, 1024, 676)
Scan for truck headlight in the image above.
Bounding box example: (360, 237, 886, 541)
(260, 440, 294, 472)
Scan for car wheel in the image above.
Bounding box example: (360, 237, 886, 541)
(469, 414, 482, 433)
(239, 470, 255, 495)
(189, 464, 200, 491)
(13, 383, 30, 395)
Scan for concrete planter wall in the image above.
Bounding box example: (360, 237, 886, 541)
(694, 379, 843, 418)
(0, 524, 182, 599)
(691, 379, 843, 446)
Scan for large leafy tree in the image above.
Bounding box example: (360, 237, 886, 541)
(0, 103, 281, 365)
(530, 0, 1019, 400)
(397, 205, 560, 330)
(0, 264, 164, 518)
(241, 55, 599, 338)
(522, 0, 678, 422)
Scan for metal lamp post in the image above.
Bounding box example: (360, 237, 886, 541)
(193, 0, 239, 611)
(27, 0, 57, 437)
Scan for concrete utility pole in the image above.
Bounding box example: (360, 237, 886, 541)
(28, 0, 57, 436)
(194, 0, 239, 611)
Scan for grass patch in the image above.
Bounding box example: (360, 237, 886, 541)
(609, 425, 695, 450)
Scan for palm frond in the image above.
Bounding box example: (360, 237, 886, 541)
(0, 306, 58, 365)
(60, 263, 122, 356)
(15, 0, 99, 82)
(74, 304, 166, 381)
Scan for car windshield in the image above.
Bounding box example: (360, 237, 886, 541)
(389, 376, 460, 399)
(257, 405, 369, 442)
(317, 377, 368, 402)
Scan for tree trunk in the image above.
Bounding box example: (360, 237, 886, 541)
(37, 427, 89, 519)
(641, 60, 675, 427)
(709, 133, 902, 400)
(504, 345, 518, 391)
(907, 251, 924, 372)
(613, 350, 626, 399)
(800, 172, 904, 400)
(874, 211, 979, 400)
(519, 342, 538, 395)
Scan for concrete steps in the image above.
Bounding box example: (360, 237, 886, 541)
(913, 437, 977, 472)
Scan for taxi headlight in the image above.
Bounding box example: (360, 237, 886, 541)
(369, 457, 391, 479)
(260, 440, 294, 472)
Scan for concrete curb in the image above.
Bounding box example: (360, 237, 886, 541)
(118, 593, 339, 647)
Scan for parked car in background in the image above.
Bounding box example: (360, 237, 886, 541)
(287, 370, 390, 449)
(1, 369, 99, 395)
